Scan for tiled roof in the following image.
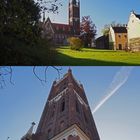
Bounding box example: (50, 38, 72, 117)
(112, 27, 127, 33)
(52, 23, 74, 34)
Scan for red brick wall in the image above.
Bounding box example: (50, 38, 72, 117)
(34, 70, 100, 140)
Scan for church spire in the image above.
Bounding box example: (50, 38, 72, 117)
(43, 11, 45, 23)
(21, 122, 35, 140)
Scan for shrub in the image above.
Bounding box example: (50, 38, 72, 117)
(68, 37, 83, 51)
(0, 38, 56, 65)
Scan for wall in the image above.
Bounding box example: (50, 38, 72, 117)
(128, 13, 140, 40)
(115, 33, 128, 50)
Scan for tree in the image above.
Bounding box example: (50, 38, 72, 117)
(36, 0, 62, 13)
(80, 16, 97, 47)
(0, 0, 41, 45)
(0, 66, 62, 89)
(0, 0, 62, 65)
(102, 21, 125, 36)
(68, 37, 83, 51)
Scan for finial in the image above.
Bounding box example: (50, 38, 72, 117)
(43, 11, 45, 23)
(32, 122, 36, 126)
(131, 10, 135, 14)
(68, 67, 72, 73)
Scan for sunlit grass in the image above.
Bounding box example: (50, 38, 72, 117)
(54, 46, 140, 66)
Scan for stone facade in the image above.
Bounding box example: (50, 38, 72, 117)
(109, 26, 128, 50)
(129, 38, 140, 51)
(33, 69, 100, 140)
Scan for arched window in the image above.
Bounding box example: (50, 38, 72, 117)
(68, 135, 73, 140)
(47, 129, 51, 139)
(61, 99, 65, 112)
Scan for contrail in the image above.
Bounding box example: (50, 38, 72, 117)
(92, 67, 134, 114)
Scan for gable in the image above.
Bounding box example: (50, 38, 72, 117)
(44, 18, 55, 34)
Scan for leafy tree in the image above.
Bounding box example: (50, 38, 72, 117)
(0, 0, 62, 65)
(80, 16, 97, 47)
(0, 0, 41, 45)
(102, 21, 125, 36)
(68, 37, 83, 51)
(36, 0, 62, 13)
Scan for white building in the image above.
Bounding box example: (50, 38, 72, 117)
(127, 11, 140, 51)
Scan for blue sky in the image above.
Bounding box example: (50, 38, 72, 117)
(44, 0, 140, 36)
(0, 66, 140, 140)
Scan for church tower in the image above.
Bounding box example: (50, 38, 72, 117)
(33, 69, 100, 140)
(69, 0, 80, 35)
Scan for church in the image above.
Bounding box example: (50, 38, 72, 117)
(41, 0, 80, 45)
(21, 69, 100, 140)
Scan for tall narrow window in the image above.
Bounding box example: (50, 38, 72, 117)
(51, 105, 55, 118)
(61, 99, 65, 112)
(84, 110, 88, 123)
(76, 100, 80, 113)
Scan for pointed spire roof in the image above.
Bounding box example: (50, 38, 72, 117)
(70, 0, 77, 5)
(21, 122, 35, 140)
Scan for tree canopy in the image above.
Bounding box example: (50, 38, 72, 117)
(80, 16, 97, 47)
(0, 0, 62, 65)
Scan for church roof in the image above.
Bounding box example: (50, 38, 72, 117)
(52, 23, 74, 34)
(41, 17, 74, 35)
(112, 26, 127, 33)
(71, 0, 77, 5)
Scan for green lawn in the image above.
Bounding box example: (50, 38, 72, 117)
(54, 46, 140, 66)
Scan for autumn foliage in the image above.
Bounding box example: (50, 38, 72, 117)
(68, 37, 83, 51)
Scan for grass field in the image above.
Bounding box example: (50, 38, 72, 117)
(54, 46, 140, 66)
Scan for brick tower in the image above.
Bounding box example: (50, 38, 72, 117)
(69, 0, 80, 35)
(31, 69, 100, 140)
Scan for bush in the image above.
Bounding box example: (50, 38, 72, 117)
(68, 37, 83, 51)
(0, 38, 56, 65)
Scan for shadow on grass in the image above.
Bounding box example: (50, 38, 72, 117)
(57, 46, 122, 53)
(54, 51, 140, 66)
